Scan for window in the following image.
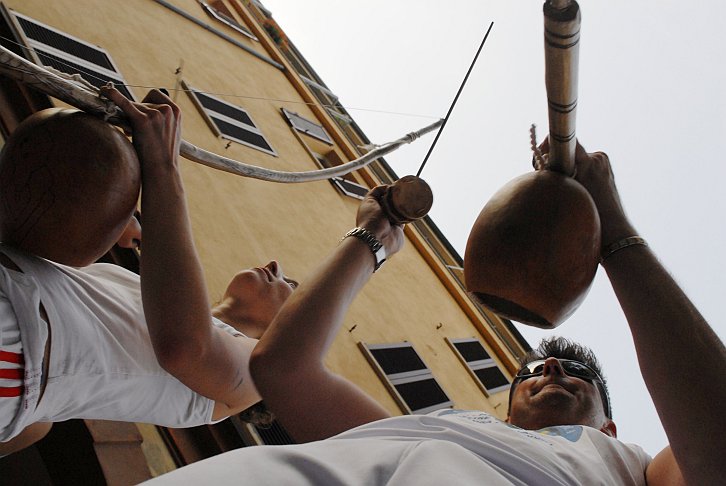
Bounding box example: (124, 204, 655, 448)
(5, 9, 134, 100)
(198, 0, 258, 41)
(281, 107, 333, 144)
(329, 177, 368, 200)
(248, 420, 295, 445)
(447, 338, 510, 395)
(359, 342, 453, 414)
(185, 82, 276, 155)
(310, 151, 369, 200)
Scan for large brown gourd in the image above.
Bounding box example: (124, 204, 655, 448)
(0, 108, 141, 267)
(464, 0, 601, 328)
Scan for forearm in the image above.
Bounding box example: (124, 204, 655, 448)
(102, 86, 248, 403)
(250, 234, 391, 441)
(139, 166, 214, 360)
(250, 187, 401, 441)
(139, 165, 248, 401)
(567, 142, 723, 483)
(603, 244, 725, 485)
(99, 86, 214, 359)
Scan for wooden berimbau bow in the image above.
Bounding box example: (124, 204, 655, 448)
(464, 0, 601, 328)
(0, 42, 435, 230)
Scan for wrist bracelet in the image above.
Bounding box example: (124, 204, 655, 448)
(601, 236, 647, 262)
(342, 227, 387, 272)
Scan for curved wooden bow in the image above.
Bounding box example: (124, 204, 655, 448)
(0, 44, 442, 183)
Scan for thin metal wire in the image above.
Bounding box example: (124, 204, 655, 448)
(0, 35, 437, 120)
(0, 41, 443, 183)
(416, 21, 494, 178)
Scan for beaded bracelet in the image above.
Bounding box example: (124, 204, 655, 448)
(600, 236, 647, 262)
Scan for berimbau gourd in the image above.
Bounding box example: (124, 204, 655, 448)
(465, 0, 601, 329)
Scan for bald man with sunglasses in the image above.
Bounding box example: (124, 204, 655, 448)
(146, 142, 725, 485)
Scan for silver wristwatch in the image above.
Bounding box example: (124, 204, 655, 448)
(343, 227, 387, 272)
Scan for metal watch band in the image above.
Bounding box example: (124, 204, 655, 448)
(342, 227, 387, 271)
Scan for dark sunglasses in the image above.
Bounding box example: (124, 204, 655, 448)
(511, 359, 612, 418)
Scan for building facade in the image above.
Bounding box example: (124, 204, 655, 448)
(0, 1, 528, 483)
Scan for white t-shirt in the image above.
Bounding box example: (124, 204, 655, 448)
(144, 410, 652, 485)
(0, 244, 241, 442)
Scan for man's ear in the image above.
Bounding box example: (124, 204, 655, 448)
(600, 419, 617, 438)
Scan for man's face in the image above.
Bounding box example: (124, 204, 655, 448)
(222, 260, 297, 326)
(507, 357, 615, 436)
(115, 215, 142, 250)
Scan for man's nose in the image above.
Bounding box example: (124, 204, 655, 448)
(265, 260, 282, 277)
(116, 215, 142, 249)
(541, 357, 565, 377)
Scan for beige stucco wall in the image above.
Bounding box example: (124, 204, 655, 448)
(6, 0, 514, 417)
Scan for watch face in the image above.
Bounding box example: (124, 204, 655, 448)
(375, 246, 387, 269)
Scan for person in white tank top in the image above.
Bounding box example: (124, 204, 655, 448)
(148, 138, 722, 484)
(0, 87, 298, 455)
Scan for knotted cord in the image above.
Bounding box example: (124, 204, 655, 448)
(530, 124, 547, 170)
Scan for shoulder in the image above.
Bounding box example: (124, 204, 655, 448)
(71, 262, 140, 289)
(646, 446, 685, 486)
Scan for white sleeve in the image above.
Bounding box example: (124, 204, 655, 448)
(211, 317, 245, 338)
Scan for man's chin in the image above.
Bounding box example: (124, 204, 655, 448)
(510, 413, 570, 431)
(527, 392, 579, 424)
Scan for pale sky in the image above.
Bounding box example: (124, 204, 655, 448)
(261, 0, 726, 455)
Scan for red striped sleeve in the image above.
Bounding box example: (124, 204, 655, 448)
(0, 368, 23, 380)
(0, 386, 23, 397)
(0, 350, 24, 365)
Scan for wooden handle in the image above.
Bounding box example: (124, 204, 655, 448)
(380, 175, 433, 224)
(543, 0, 581, 176)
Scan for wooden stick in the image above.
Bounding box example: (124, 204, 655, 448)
(543, 0, 580, 176)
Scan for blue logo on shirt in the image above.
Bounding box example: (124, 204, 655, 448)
(538, 425, 584, 442)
